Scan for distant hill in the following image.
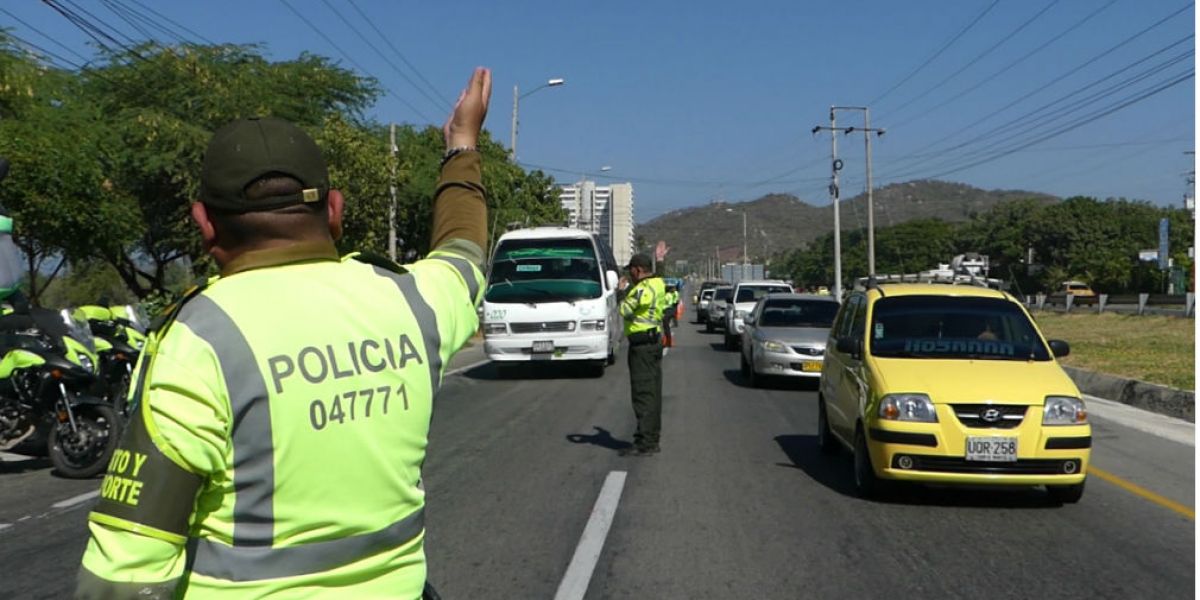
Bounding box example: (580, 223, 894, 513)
(636, 180, 1058, 269)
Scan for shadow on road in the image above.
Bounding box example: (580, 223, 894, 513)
(464, 361, 603, 381)
(775, 434, 1059, 509)
(721, 369, 820, 391)
(709, 342, 735, 353)
(0, 456, 51, 475)
(566, 426, 632, 451)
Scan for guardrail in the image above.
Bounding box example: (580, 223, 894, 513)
(1027, 292, 1195, 317)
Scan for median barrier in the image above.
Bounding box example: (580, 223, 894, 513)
(1063, 365, 1194, 423)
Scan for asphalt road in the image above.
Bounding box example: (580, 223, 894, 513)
(0, 321, 1193, 599)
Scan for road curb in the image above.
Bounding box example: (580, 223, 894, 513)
(1063, 365, 1194, 423)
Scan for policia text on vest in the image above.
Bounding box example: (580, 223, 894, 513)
(77, 68, 494, 600)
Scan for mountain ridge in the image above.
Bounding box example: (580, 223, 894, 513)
(635, 179, 1059, 269)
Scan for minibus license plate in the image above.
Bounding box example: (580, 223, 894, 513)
(966, 437, 1017, 462)
(532, 340, 554, 354)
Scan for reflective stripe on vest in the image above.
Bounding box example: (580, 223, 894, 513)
(176, 295, 275, 546)
(186, 507, 425, 582)
(627, 281, 661, 331)
(371, 266, 444, 396)
(429, 255, 480, 303)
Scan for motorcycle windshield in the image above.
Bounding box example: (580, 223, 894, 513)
(62, 309, 97, 353)
(0, 217, 24, 300)
(121, 304, 150, 333)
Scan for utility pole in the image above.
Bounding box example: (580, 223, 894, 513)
(741, 211, 748, 267)
(812, 108, 852, 300)
(833, 106, 885, 277)
(510, 85, 519, 160)
(389, 123, 398, 261)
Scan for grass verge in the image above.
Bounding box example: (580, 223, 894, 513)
(1032, 311, 1194, 390)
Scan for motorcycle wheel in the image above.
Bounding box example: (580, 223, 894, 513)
(49, 403, 120, 479)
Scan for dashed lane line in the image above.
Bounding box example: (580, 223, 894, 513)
(52, 490, 100, 509)
(554, 471, 627, 600)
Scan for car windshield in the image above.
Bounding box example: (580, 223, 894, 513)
(758, 299, 839, 328)
(701, 290, 715, 300)
(870, 296, 1051, 361)
(485, 238, 602, 304)
(713, 288, 733, 302)
(735, 285, 790, 303)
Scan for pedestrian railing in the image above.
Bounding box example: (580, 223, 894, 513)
(1027, 292, 1195, 317)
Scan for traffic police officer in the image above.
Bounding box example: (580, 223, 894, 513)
(76, 67, 493, 599)
(619, 253, 665, 456)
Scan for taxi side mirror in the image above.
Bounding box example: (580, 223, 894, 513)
(836, 336, 862, 357)
(1047, 339, 1070, 358)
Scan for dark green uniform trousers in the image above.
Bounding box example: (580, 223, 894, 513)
(627, 339, 663, 449)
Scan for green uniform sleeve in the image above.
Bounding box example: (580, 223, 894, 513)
(79, 323, 230, 596)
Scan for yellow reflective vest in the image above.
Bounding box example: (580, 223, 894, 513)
(620, 276, 665, 336)
(78, 246, 483, 599)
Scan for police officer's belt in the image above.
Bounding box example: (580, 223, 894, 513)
(628, 330, 660, 346)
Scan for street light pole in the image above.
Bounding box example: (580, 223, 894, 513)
(812, 109, 850, 301)
(510, 78, 565, 160)
(742, 210, 748, 266)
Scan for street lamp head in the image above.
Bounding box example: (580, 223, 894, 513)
(599, 166, 612, 172)
(547, 78, 565, 86)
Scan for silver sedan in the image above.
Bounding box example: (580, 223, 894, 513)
(739, 294, 840, 387)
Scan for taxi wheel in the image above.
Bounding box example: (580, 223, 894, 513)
(853, 427, 887, 499)
(1047, 481, 1085, 504)
(817, 398, 838, 455)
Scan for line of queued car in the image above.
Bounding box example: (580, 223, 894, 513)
(693, 277, 1092, 504)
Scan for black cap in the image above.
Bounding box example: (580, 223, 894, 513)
(626, 253, 652, 270)
(199, 117, 329, 213)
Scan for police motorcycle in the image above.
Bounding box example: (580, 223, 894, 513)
(77, 304, 149, 417)
(0, 158, 120, 478)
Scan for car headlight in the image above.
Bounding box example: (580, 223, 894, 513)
(735, 310, 748, 320)
(484, 322, 507, 334)
(579, 319, 606, 331)
(759, 339, 788, 353)
(1043, 396, 1087, 425)
(879, 393, 938, 423)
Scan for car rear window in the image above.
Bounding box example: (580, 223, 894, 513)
(758, 299, 839, 328)
(869, 296, 1051, 361)
(713, 288, 733, 301)
(735, 285, 791, 303)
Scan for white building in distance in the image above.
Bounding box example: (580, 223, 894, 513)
(559, 180, 635, 267)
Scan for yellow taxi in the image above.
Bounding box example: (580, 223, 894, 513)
(817, 282, 1090, 503)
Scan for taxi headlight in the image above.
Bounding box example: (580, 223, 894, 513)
(879, 393, 937, 423)
(580, 319, 606, 331)
(484, 322, 507, 335)
(759, 339, 787, 353)
(1043, 396, 1087, 425)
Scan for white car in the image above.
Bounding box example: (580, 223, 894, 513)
(723, 280, 793, 350)
(481, 227, 622, 376)
(705, 286, 734, 333)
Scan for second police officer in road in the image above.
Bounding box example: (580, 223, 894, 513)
(76, 67, 493, 599)
(619, 253, 666, 457)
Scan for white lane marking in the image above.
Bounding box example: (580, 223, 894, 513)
(444, 359, 489, 377)
(554, 471, 627, 600)
(53, 490, 100, 509)
(1084, 395, 1195, 447)
(0, 523, 10, 532)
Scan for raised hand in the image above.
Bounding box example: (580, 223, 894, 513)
(444, 67, 492, 150)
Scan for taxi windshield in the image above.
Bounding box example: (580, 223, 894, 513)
(869, 296, 1051, 361)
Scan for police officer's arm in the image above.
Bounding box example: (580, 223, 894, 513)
(77, 328, 229, 599)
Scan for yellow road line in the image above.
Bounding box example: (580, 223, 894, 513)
(1089, 466, 1195, 520)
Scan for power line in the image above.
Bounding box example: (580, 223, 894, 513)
(887, 0, 1118, 132)
(879, 39, 1193, 180)
(867, 0, 1000, 107)
(276, 0, 433, 123)
(884, 4, 1192, 170)
(345, 0, 451, 107)
(880, 0, 1062, 125)
(121, 0, 216, 45)
(317, 0, 446, 113)
(0, 6, 91, 64)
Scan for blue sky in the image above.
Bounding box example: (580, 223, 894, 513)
(2, 1, 1195, 223)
